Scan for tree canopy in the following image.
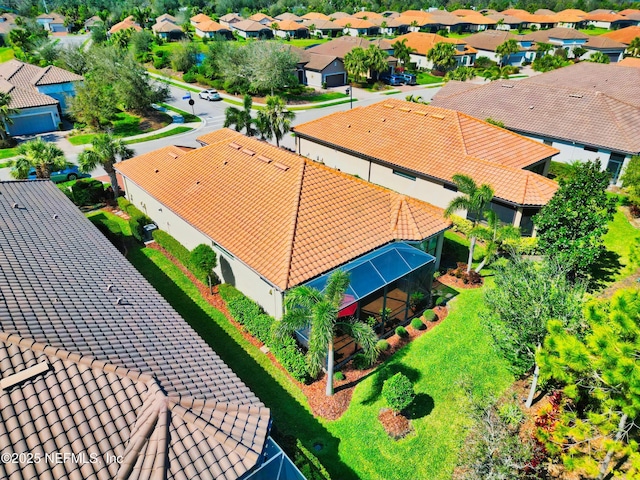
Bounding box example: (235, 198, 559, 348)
(426, 42, 457, 73)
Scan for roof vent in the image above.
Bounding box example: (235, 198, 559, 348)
(168, 152, 179, 159)
(1, 362, 50, 390)
(155, 169, 160, 173)
(116, 297, 125, 305)
(383, 104, 395, 109)
(398, 107, 412, 112)
(52, 214, 58, 219)
(229, 142, 242, 150)
(529, 105, 534, 109)
(241, 148, 255, 156)
(381, 118, 386, 122)
(413, 110, 428, 116)
(273, 162, 289, 171)
(257, 155, 272, 163)
(569, 93, 583, 98)
(501, 84, 514, 88)
(12, 202, 18, 208)
(430, 114, 445, 120)
(106, 284, 114, 292)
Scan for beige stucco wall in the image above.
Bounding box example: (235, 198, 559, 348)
(297, 137, 371, 178)
(122, 177, 285, 318)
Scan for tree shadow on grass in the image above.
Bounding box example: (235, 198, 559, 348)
(125, 243, 360, 480)
(404, 392, 435, 420)
(589, 249, 623, 291)
(360, 362, 422, 406)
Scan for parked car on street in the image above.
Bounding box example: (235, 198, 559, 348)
(398, 73, 417, 85)
(27, 164, 90, 183)
(379, 73, 405, 86)
(198, 89, 222, 101)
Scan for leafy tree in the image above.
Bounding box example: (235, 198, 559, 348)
(621, 155, 640, 202)
(426, 42, 456, 73)
(628, 36, 640, 57)
(275, 270, 378, 396)
(78, 133, 134, 197)
(365, 44, 389, 79)
(382, 373, 415, 414)
(392, 38, 415, 67)
(484, 258, 585, 407)
(536, 42, 554, 57)
(444, 66, 476, 82)
(405, 94, 426, 104)
(537, 288, 640, 479)
(110, 28, 133, 49)
(495, 39, 519, 66)
(444, 174, 494, 274)
(247, 42, 298, 95)
(0, 92, 18, 143)
(91, 24, 108, 44)
(344, 46, 368, 83)
(130, 30, 155, 61)
(572, 45, 587, 60)
(57, 45, 91, 75)
(171, 40, 199, 72)
(532, 53, 571, 72)
(11, 138, 67, 179)
(533, 160, 616, 281)
(70, 76, 119, 130)
(256, 95, 295, 148)
(224, 94, 255, 136)
(588, 51, 610, 64)
(479, 65, 513, 81)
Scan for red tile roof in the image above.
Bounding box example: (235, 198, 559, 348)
(116, 130, 449, 290)
(601, 25, 640, 44)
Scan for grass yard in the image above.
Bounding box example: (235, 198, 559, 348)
(0, 46, 15, 62)
(416, 72, 444, 85)
(579, 27, 610, 35)
(69, 111, 172, 145)
(88, 210, 510, 480)
(286, 38, 330, 48)
(0, 149, 18, 161)
(284, 91, 348, 103)
(124, 126, 192, 144)
(598, 208, 640, 281)
(158, 103, 201, 123)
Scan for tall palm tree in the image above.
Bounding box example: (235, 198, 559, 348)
(495, 39, 519, 67)
(471, 210, 520, 273)
(78, 133, 133, 197)
(11, 138, 67, 179)
(426, 42, 456, 73)
(275, 270, 378, 396)
(392, 38, 416, 68)
(223, 94, 255, 136)
(365, 44, 389, 80)
(343, 46, 368, 84)
(0, 92, 17, 143)
(257, 95, 295, 148)
(444, 174, 494, 274)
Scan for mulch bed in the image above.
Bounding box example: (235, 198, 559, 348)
(437, 273, 483, 289)
(378, 409, 413, 439)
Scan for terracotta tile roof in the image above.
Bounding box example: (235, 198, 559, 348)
(156, 13, 177, 23)
(623, 12, 640, 21)
(293, 99, 558, 207)
(601, 25, 640, 44)
(108, 19, 142, 34)
(190, 13, 211, 23)
(535, 8, 556, 15)
(301, 18, 342, 30)
(0, 332, 270, 480)
(117, 129, 449, 290)
(273, 19, 308, 31)
(353, 11, 383, 19)
(619, 8, 640, 15)
(369, 16, 409, 27)
(526, 26, 588, 40)
(557, 8, 588, 17)
(329, 12, 351, 19)
(465, 30, 530, 52)
(432, 66, 640, 154)
(618, 56, 640, 67)
(401, 10, 435, 18)
(219, 13, 242, 23)
(394, 32, 476, 56)
(486, 13, 526, 24)
(554, 12, 586, 22)
(334, 17, 375, 28)
(37, 12, 65, 23)
(395, 14, 438, 26)
(302, 12, 330, 21)
(248, 12, 274, 22)
(306, 36, 390, 58)
(152, 20, 183, 33)
(196, 19, 229, 33)
(585, 11, 624, 21)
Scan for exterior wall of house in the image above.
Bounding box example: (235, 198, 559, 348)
(584, 48, 624, 62)
(297, 137, 371, 177)
(588, 20, 612, 28)
(409, 53, 432, 69)
(36, 82, 78, 112)
(122, 177, 285, 318)
(304, 60, 346, 88)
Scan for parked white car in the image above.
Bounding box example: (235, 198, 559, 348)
(198, 89, 222, 101)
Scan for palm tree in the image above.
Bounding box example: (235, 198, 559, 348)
(392, 38, 416, 68)
(275, 270, 378, 396)
(343, 46, 368, 83)
(405, 94, 425, 104)
(495, 39, 519, 67)
(223, 94, 256, 136)
(588, 51, 610, 64)
(11, 138, 67, 179)
(472, 210, 520, 273)
(426, 42, 456, 73)
(259, 95, 295, 148)
(365, 44, 389, 80)
(444, 174, 494, 274)
(628, 36, 640, 57)
(78, 133, 133, 197)
(572, 46, 587, 60)
(536, 42, 553, 58)
(0, 92, 17, 143)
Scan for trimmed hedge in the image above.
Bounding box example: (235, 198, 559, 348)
(449, 214, 473, 235)
(376, 339, 390, 351)
(352, 353, 372, 370)
(395, 326, 408, 338)
(218, 284, 243, 302)
(270, 334, 310, 383)
(423, 309, 437, 322)
(61, 178, 104, 206)
(411, 318, 425, 330)
(117, 197, 153, 242)
(151, 229, 216, 284)
(152, 230, 190, 266)
(334, 371, 345, 381)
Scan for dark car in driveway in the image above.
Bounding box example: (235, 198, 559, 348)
(379, 73, 405, 86)
(28, 164, 90, 183)
(398, 73, 417, 85)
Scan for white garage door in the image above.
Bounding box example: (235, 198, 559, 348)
(8, 113, 56, 136)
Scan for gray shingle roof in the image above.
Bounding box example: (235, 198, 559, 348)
(0, 181, 270, 479)
(432, 63, 640, 155)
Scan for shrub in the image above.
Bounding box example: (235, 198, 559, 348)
(182, 70, 197, 83)
(423, 309, 437, 322)
(382, 372, 415, 414)
(0, 137, 17, 149)
(352, 353, 374, 370)
(210, 79, 224, 90)
(128, 211, 153, 242)
(117, 196, 132, 212)
(395, 326, 408, 338)
(218, 283, 243, 302)
(449, 214, 473, 235)
(152, 229, 190, 267)
(435, 296, 445, 306)
(376, 339, 390, 351)
(66, 178, 104, 206)
(630, 202, 640, 218)
(270, 335, 309, 382)
(447, 262, 482, 285)
(410, 318, 425, 330)
(189, 244, 217, 283)
(333, 371, 345, 381)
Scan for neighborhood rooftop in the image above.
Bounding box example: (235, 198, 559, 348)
(116, 129, 450, 290)
(432, 62, 640, 154)
(293, 99, 559, 207)
(0, 181, 269, 479)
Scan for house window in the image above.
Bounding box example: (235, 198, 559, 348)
(392, 169, 416, 181)
(584, 145, 598, 152)
(443, 183, 457, 192)
(606, 153, 625, 184)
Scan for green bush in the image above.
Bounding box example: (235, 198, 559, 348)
(294, 439, 332, 480)
(382, 372, 415, 413)
(411, 318, 425, 330)
(128, 211, 153, 242)
(435, 296, 445, 306)
(449, 214, 473, 235)
(182, 70, 197, 83)
(423, 309, 437, 322)
(352, 353, 372, 370)
(210, 79, 224, 90)
(395, 326, 408, 338)
(333, 371, 345, 381)
(218, 283, 243, 302)
(376, 339, 390, 351)
(152, 229, 191, 267)
(189, 244, 217, 283)
(117, 196, 132, 212)
(271, 335, 309, 382)
(67, 178, 104, 206)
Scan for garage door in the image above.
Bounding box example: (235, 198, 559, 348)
(324, 73, 345, 87)
(8, 113, 56, 136)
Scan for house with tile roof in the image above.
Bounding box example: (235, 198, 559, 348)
(293, 99, 559, 236)
(219, 13, 243, 28)
(108, 18, 142, 35)
(618, 56, 640, 67)
(0, 13, 20, 40)
(486, 13, 526, 30)
(0, 60, 83, 135)
(190, 12, 210, 26)
(601, 25, 640, 45)
(393, 32, 476, 69)
(151, 19, 184, 40)
(0, 180, 304, 480)
(431, 62, 640, 185)
(464, 30, 535, 65)
(229, 19, 273, 38)
(526, 27, 626, 61)
(584, 11, 632, 29)
(270, 19, 309, 38)
(115, 129, 450, 325)
(36, 12, 68, 32)
(334, 17, 379, 36)
(195, 19, 233, 39)
(301, 18, 344, 37)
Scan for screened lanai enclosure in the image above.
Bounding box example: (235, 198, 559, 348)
(295, 242, 436, 366)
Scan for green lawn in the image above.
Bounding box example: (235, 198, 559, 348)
(0, 47, 15, 62)
(69, 111, 172, 145)
(284, 91, 348, 103)
(124, 126, 193, 144)
(286, 38, 330, 48)
(158, 103, 201, 123)
(579, 27, 611, 36)
(446, 32, 472, 39)
(599, 208, 640, 282)
(416, 72, 444, 85)
(88, 211, 510, 480)
(0, 149, 18, 161)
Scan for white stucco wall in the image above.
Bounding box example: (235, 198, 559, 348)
(122, 177, 285, 318)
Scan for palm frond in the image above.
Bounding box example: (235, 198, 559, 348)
(306, 300, 337, 376)
(275, 307, 310, 339)
(451, 174, 476, 195)
(444, 196, 470, 217)
(324, 270, 350, 307)
(340, 320, 379, 365)
(284, 285, 323, 311)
